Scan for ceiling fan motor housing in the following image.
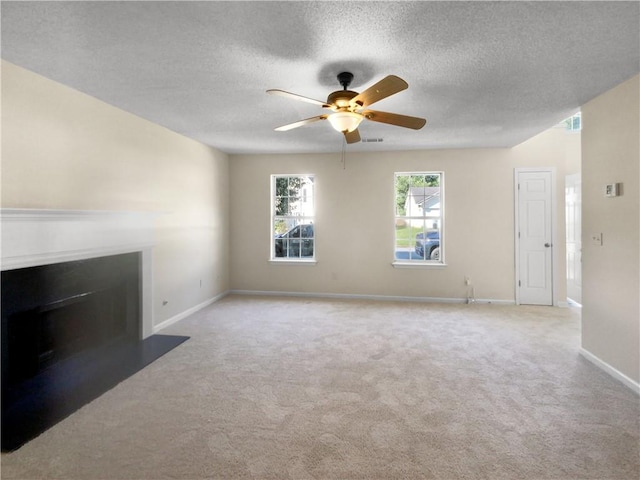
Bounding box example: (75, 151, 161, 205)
(327, 89, 358, 109)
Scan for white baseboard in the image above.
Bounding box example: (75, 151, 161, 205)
(153, 291, 229, 333)
(580, 348, 640, 395)
(229, 289, 515, 305)
(153, 290, 515, 334)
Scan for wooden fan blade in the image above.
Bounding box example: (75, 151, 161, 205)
(362, 110, 426, 130)
(267, 89, 329, 108)
(350, 75, 408, 109)
(344, 129, 361, 144)
(274, 115, 328, 131)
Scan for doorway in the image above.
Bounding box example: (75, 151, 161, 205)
(515, 168, 555, 305)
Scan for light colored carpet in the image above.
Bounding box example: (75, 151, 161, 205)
(1, 295, 638, 479)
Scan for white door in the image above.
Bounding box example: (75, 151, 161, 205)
(565, 174, 582, 304)
(516, 170, 554, 305)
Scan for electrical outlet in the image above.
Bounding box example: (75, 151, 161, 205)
(590, 233, 603, 246)
(605, 183, 621, 197)
(465, 276, 471, 286)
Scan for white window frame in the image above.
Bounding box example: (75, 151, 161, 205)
(558, 112, 581, 131)
(392, 171, 446, 268)
(270, 174, 316, 264)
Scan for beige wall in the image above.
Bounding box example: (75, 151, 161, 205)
(1, 61, 230, 326)
(230, 126, 579, 302)
(4, 59, 634, 386)
(581, 74, 639, 383)
(1, 58, 586, 320)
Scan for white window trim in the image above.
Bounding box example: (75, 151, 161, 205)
(270, 174, 316, 263)
(392, 261, 448, 268)
(269, 259, 317, 266)
(392, 171, 446, 267)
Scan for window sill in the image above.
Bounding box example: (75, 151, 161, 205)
(269, 259, 317, 266)
(392, 261, 447, 269)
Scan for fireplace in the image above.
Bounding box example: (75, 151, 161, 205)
(1, 208, 156, 338)
(2, 253, 141, 390)
(0, 209, 188, 451)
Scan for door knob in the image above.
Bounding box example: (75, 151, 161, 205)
(544, 243, 552, 248)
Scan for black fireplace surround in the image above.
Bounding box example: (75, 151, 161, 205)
(1, 252, 189, 451)
(2, 253, 141, 389)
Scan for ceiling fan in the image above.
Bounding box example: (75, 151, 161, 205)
(267, 72, 427, 144)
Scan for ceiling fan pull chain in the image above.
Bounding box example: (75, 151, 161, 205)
(341, 136, 347, 170)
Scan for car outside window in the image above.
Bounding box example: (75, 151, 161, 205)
(271, 175, 315, 261)
(394, 172, 444, 264)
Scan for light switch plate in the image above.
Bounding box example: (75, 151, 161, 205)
(590, 233, 603, 246)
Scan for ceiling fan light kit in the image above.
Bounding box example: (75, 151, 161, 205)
(328, 111, 363, 133)
(267, 71, 426, 144)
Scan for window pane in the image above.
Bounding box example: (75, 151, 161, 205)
(273, 226, 315, 258)
(299, 177, 314, 216)
(302, 239, 314, 258)
(572, 115, 581, 130)
(275, 197, 288, 216)
(288, 196, 300, 216)
(301, 225, 313, 238)
(274, 218, 288, 235)
(414, 226, 441, 261)
(287, 177, 301, 196)
(275, 177, 288, 193)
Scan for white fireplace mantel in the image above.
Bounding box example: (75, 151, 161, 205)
(1, 208, 157, 339)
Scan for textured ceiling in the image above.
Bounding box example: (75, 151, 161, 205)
(2, 1, 639, 154)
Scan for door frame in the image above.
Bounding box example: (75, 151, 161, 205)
(514, 167, 560, 306)
(565, 173, 582, 305)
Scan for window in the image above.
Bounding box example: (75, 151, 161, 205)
(560, 112, 581, 131)
(271, 175, 315, 260)
(394, 172, 444, 264)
